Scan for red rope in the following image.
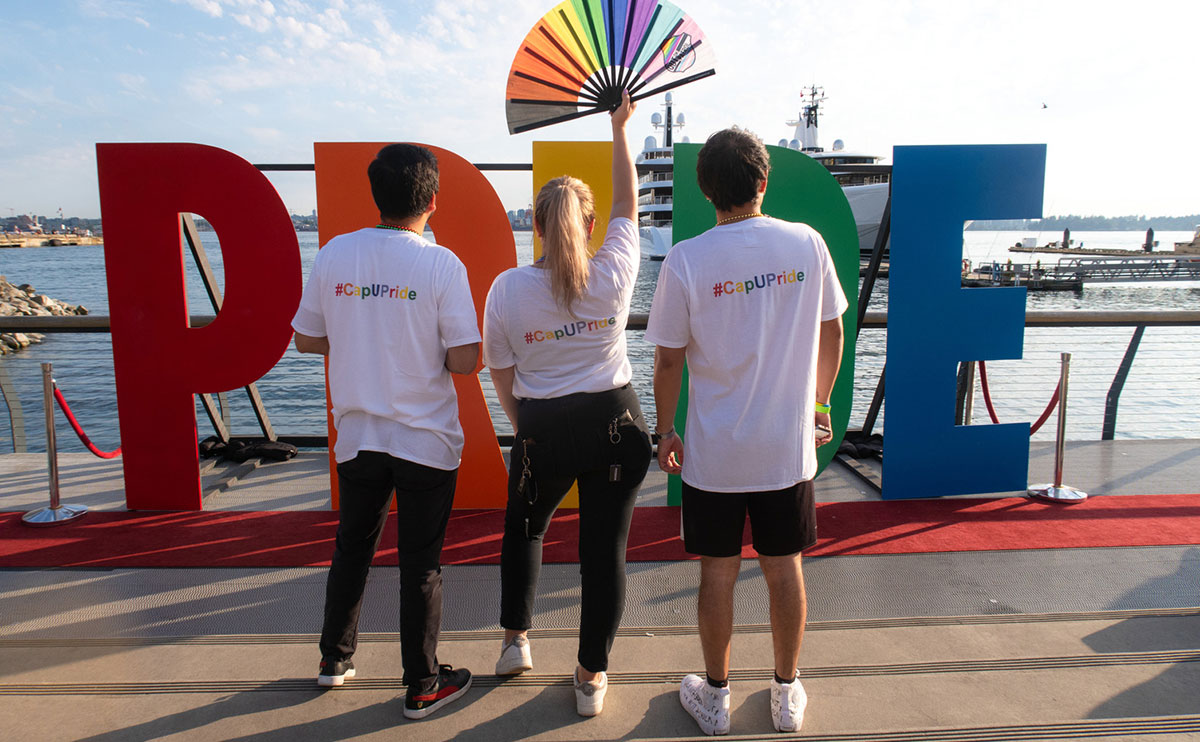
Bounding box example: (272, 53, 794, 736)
(977, 360, 1002, 424)
(976, 361, 1060, 436)
(53, 386, 121, 459)
(1029, 386, 1061, 435)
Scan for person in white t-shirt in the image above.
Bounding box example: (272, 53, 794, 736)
(645, 128, 847, 735)
(483, 92, 652, 717)
(292, 143, 479, 720)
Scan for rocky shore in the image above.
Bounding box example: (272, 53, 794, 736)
(0, 276, 88, 355)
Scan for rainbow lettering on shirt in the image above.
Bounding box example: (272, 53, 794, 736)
(711, 269, 805, 298)
(334, 282, 417, 301)
(523, 316, 619, 344)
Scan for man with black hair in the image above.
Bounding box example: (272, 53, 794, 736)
(292, 142, 479, 720)
(646, 127, 846, 735)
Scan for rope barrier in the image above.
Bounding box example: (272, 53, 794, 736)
(52, 386, 121, 459)
(977, 361, 1061, 436)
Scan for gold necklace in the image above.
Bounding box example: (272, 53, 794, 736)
(376, 223, 420, 236)
(715, 212, 765, 226)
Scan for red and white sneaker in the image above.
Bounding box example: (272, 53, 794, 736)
(316, 658, 355, 687)
(403, 665, 472, 720)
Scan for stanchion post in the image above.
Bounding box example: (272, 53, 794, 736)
(21, 363, 88, 526)
(1028, 352, 1088, 502)
(963, 361, 977, 426)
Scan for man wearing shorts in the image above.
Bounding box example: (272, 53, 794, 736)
(646, 128, 846, 735)
(292, 143, 479, 720)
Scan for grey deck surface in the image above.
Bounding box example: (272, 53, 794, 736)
(3, 441, 1200, 740)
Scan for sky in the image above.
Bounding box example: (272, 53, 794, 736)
(2, 0, 1197, 220)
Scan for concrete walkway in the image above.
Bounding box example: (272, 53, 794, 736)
(3, 441, 1200, 740)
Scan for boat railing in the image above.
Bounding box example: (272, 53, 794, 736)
(638, 195, 673, 206)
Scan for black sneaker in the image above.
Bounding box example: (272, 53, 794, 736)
(403, 665, 472, 719)
(317, 658, 356, 687)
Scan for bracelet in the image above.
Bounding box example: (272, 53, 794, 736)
(815, 402, 831, 414)
(655, 426, 676, 438)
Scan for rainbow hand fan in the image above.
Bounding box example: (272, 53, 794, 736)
(505, 0, 717, 134)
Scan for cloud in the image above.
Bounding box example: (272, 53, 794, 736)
(79, 0, 150, 24)
(175, 0, 223, 18)
(116, 72, 151, 99)
(246, 126, 283, 142)
(233, 12, 274, 32)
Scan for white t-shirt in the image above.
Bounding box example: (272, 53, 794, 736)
(645, 217, 848, 492)
(483, 217, 639, 399)
(291, 227, 481, 468)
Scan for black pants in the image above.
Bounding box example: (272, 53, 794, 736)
(500, 385, 652, 673)
(319, 450, 457, 688)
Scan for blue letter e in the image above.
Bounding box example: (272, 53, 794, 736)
(883, 144, 1046, 499)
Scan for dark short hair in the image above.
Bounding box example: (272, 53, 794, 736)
(368, 144, 439, 221)
(696, 128, 771, 211)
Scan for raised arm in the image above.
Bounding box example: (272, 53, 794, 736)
(609, 91, 637, 222)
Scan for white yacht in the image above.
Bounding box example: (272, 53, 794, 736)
(779, 86, 890, 260)
(636, 93, 685, 260)
(635, 87, 889, 261)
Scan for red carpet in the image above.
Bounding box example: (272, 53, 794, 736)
(3, 495, 1200, 568)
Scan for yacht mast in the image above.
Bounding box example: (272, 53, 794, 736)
(651, 92, 685, 148)
(786, 85, 826, 152)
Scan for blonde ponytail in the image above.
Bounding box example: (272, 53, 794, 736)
(534, 176, 595, 315)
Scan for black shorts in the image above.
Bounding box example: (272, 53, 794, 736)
(681, 480, 816, 558)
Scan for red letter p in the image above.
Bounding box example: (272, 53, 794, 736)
(96, 143, 301, 510)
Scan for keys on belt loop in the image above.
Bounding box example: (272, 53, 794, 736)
(517, 438, 537, 539)
(517, 444, 535, 505)
(609, 409, 634, 445)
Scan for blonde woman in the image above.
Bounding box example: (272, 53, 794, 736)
(483, 92, 651, 717)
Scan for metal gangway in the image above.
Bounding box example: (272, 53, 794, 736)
(1048, 255, 1200, 284)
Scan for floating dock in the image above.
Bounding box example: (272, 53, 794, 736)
(965, 255, 1200, 290)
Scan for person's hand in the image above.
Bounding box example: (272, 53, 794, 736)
(815, 411, 833, 447)
(611, 90, 635, 129)
(657, 429, 683, 474)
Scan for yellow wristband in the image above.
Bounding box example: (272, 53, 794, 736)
(815, 402, 831, 414)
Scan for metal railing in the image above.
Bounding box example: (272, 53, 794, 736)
(5, 310, 1198, 451)
(8, 310, 1200, 334)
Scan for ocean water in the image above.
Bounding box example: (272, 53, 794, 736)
(1, 229, 1197, 455)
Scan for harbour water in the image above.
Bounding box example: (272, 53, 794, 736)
(1, 229, 1197, 455)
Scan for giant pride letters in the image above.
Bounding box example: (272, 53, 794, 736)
(96, 141, 1046, 511)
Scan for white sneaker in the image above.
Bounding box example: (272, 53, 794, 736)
(495, 635, 533, 675)
(679, 673, 731, 735)
(574, 668, 607, 717)
(770, 674, 808, 732)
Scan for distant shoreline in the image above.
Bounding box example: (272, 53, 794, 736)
(967, 215, 1200, 231)
(0, 235, 102, 248)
